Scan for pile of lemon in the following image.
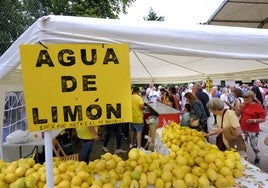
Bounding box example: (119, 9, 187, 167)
(0, 157, 94, 188)
(0, 122, 244, 188)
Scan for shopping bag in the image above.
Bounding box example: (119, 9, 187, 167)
(216, 133, 227, 151)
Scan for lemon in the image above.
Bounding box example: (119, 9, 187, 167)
(54, 174, 62, 185)
(194, 156, 204, 165)
(147, 171, 157, 184)
(106, 159, 116, 170)
(161, 170, 172, 182)
(6, 163, 18, 174)
(235, 161, 244, 171)
(134, 165, 143, 173)
(33, 163, 42, 171)
(95, 160, 106, 172)
(199, 162, 209, 170)
(220, 166, 232, 176)
(139, 172, 147, 187)
(0, 181, 8, 188)
(198, 174, 210, 188)
(155, 178, 164, 188)
(101, 152, 113, 160)
(130, 170, 141, 180)
(77, 170, 90, 181)
(100, 172, 111, 184)
(176, 156, 187, 166)
(103, 182, 114, 188)
(184, 173, 198, 187)
(172, 179, 187, 188)
(71, 176, 82, 186)
(67, 164, 76, 172)
(215, 176, 229, 188)
(53, 167, 61, 175)
(215, 158, 224, 168)
(206, 168, 218, 182)
(31, 172, 40, 181)
(60, 173, 71, 182)
(115, 165, 125, 174)
(137, 156, 146, 165)
(58, 162, 68, 172)
(10, 177, 25, 188)
(225, 158, 235, 169)
(233, 169, 243, 178)
(27, 158, 36, 167)
(172, 167, 186, 179)
(90, 183, 102, 188)
(225, 175, 235, 186)
(81, 181, 90, 188)
(128, 160, 138, 169)
(25, 168, 36, 176)
(163, 162, 174, 171)
(5, 173, 18, 184)
(204, 153, 216, 163)
(87, 161, 96, 171)
(40, 172, 46, 182)
(128, 148, 139, 161)
(192, 166, 203, 177)
(58, 180, 71, 188)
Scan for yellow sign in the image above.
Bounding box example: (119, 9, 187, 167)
(206, 79, 213, 93)
(20, 44, 132, 131)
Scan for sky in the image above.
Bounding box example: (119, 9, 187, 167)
(119, 0, 224, 25)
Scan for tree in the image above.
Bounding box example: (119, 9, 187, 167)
(143, 7, 165, 21)
(0, 0, 135, 56)
(40, 0, 135, 19)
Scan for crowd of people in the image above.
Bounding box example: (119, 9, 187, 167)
(144, 79, 267, 165)
(75, 79, 267, 166)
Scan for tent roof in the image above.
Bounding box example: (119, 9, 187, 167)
(207, 0, 268, 28)
(1, 15, 268, 84)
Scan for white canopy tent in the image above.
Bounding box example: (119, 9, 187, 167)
(1, 15, 268, 160)
(1, 15, 268, 85)
(207, 0, 268, 28)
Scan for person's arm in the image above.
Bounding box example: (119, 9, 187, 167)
(139, 103, 144, 110)
(234, 126, 242, 136)
(204, 126, 223, 137)
(233, 99, 242, 117)
(191, 101, 202, 120)
(89, 126, 99, 141)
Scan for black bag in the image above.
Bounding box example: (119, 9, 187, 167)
(216, 133, 227, 151)
(33, 146, 45, 164)
(33, 151, 45, 164)
(216, 109, 227, 151)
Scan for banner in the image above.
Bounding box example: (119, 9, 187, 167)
(20, 44, 132, 131)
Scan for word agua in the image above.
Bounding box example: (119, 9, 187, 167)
(33, 47, 122, 125)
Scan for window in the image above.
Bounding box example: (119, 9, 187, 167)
(2, 91, 27, 143)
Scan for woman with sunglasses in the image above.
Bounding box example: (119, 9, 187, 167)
(240, 90, 265, 164)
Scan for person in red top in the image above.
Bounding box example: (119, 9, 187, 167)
(240, 90, 265, 164)
(168, 86, 180, 111)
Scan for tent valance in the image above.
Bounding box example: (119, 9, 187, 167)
(1, 15, 268, 84)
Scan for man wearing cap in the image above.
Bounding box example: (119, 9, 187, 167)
(240, 90, 265, 164)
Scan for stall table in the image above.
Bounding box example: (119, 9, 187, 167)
(2, 129, 62, 160)
(145, 101, 180, 127)
(155, 128, 268, 187)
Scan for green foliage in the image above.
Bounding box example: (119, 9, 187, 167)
(0, 0, 135, 56)
(144, 7, 165, 21)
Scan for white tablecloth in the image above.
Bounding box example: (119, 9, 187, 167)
(154, 128, 268, 187)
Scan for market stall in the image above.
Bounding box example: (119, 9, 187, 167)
(155, 127, 268, 187)
(2, 129, 63, 161)
(145, 102, 180, 127)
